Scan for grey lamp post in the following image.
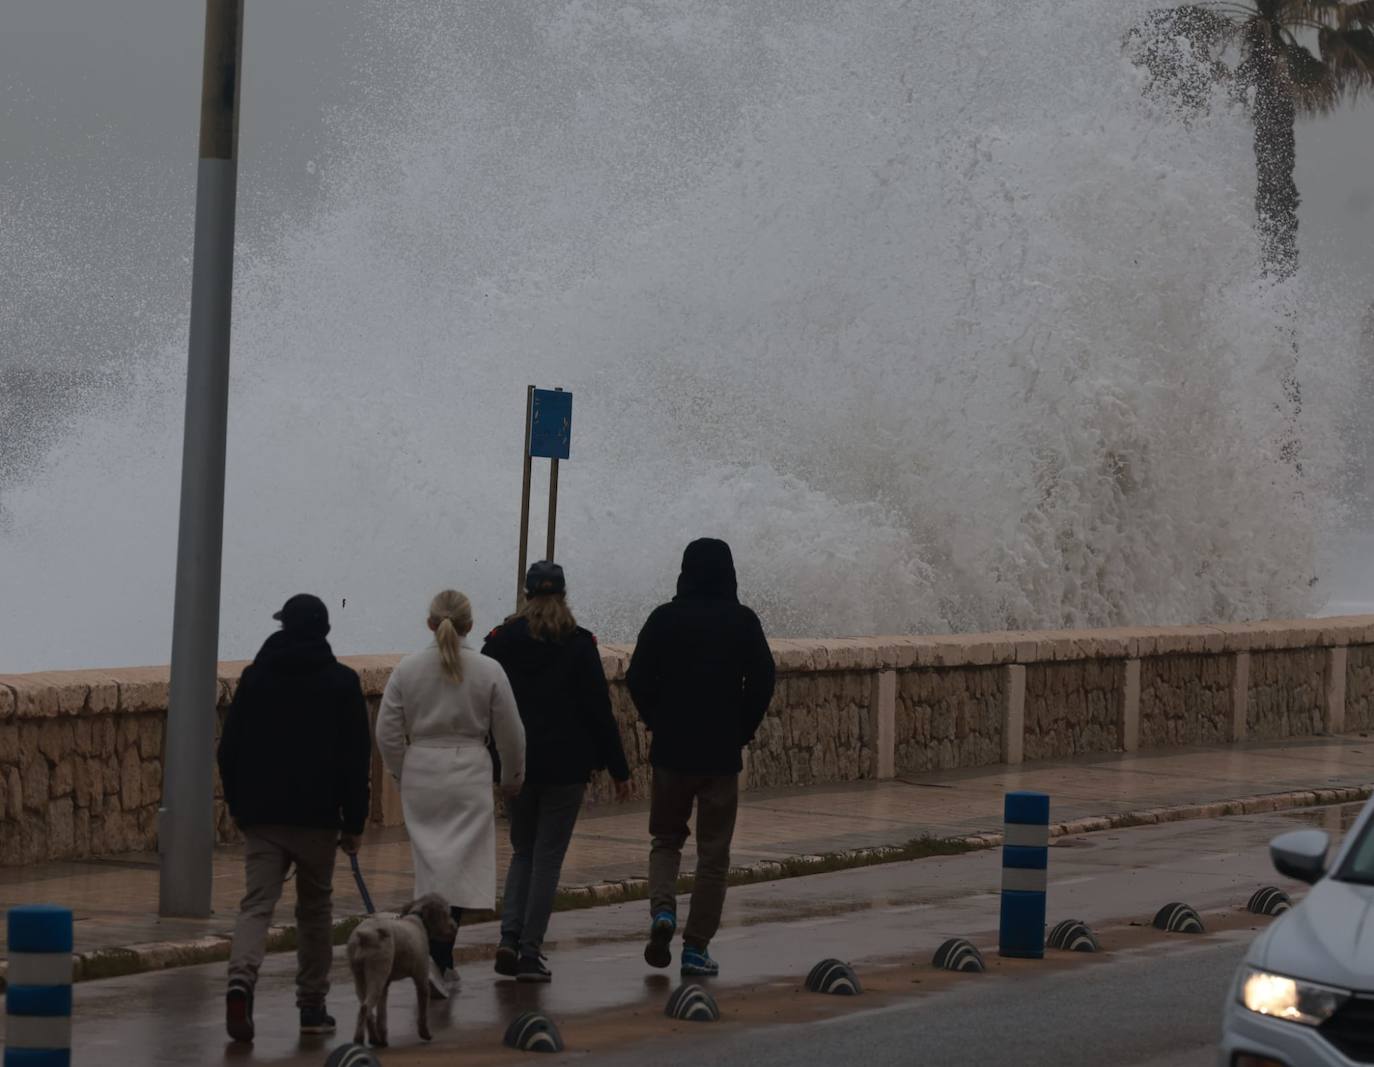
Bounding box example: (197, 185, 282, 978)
(159, 0, 244, 918)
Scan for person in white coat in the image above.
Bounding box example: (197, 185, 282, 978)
(376, 589, 526, 993)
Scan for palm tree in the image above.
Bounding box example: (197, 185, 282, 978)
(1128, 3, 1374, 472)
(1128, 1, 1374, 280)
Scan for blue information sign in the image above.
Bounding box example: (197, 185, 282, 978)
(529, 388, 572, 460)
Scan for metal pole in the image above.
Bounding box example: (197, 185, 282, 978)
(159, 0, 244, 918)
(546, 457, 559, 561)
(545, 385, 563, 560)
(516, 385, 534, 612)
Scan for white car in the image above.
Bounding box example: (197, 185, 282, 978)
(1219, 794, 1374, 1067)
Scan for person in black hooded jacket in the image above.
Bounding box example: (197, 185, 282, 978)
(216, 593, 372, 1044)
(482, 561, 631, 982)
(626, 538, 775, 978)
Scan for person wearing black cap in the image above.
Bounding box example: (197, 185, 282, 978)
(217, 593, 372, 1043)
(626, 539, 776, 978)
(481, 561, 633, 982)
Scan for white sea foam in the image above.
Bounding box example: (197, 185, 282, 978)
(0, 0, 1366, 670)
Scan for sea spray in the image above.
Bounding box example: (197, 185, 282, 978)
(0, 0, 1364, 670)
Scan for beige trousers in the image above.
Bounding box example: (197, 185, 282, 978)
(226, 825, 338, 1009)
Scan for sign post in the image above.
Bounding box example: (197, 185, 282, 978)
(516, 386, 572, 611)
(516, 386, 535, 612)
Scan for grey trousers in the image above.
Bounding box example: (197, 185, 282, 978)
(500, 783, 585, 958)
(227, 825, 337, 1008)
(648, 769, 740, 950)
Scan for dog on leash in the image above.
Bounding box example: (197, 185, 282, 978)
(346, 893, 457, 1047)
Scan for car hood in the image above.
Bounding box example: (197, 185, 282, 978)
(1255, 878, 1374, 993)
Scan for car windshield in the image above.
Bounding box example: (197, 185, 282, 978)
(1340, 817, 1374, 884)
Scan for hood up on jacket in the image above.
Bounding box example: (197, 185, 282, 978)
(674, 538, 738, 602)
(251, 629, 337, 674)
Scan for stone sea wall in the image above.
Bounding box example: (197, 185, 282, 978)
(2, 617, 1372, 865)
(1140, 654, 1233, 748)
(1346, 644, 1374, 735)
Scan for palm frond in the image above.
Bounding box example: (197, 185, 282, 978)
(1284, 38, 1342, 110)
(1290, 1, 1374, 30)
(1318, 26, 1374, 95)
(1274, 1, 1332, 32)
(1200, 1, 1262, 23)
(1341, 1, 1374, 29)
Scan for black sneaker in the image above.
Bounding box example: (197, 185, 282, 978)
(225, 984, 254, 1044)
(516, 954, 552, 983)
(299, 1006, 336, 1035)
(644, 911, 676, 969)
(495, 942, 519, 977)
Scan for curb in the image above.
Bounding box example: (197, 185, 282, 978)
(1, 782, 1367, 990)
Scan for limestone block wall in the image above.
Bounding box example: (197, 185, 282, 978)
(894, 666, 1004, 774)
(1140, 655, 1233, 747)
(1023, 660, 1124, 761)
(4, 616, 1374, 864)
(1247, 649, 1326, 740)
(0, 670, 229, 866)
(746, 670, 875, 788)
(1346, 645, 1374, 734)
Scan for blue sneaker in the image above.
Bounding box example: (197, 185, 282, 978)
(644, 911, 676, 969)
(680, 946, 719, 977)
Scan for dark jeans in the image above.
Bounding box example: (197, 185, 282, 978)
(427, 907, 465, 971)
(648, 768, 739, 951)
(500, 783, 586, 958)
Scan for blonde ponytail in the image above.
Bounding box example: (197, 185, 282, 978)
(428, 589, 473, 684)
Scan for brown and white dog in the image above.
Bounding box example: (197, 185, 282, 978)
(346, 893, 456, 1047)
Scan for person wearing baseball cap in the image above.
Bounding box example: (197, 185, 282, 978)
(482, 561, 632, 983)
(271, 592, 330, 633)
(217, 593, 372, 1043)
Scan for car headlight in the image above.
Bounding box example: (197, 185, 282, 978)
(1241, 968, 1350, 1027)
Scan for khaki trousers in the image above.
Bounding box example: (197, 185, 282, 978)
(226, 825, 338, 1009)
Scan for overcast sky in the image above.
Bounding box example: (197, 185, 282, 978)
(2, 0, 1372, 379)
(2, 1, 353, 182)
(4, 2, 1371, 261)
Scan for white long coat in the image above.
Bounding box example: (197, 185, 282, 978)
(376, 643, 525, 910)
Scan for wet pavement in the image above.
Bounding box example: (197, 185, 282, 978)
(1, 805, 1352, 1066)
(588, 934, 1256, 1067)
(1, 736, 1369, 956)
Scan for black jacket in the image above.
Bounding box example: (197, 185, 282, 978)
(481, 618, 630, 786)
(217, 631, 372, 835)
(626, 539, 776, 775)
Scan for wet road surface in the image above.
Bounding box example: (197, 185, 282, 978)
(590, 933, 1252, 1067)
(2, 806, 1349, 1065)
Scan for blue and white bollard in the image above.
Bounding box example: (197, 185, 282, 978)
(5, 905, 74, 1067)
(999, 791, 1049, 959)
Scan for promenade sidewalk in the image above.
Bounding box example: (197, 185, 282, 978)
(1, 737, 1370, 974)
